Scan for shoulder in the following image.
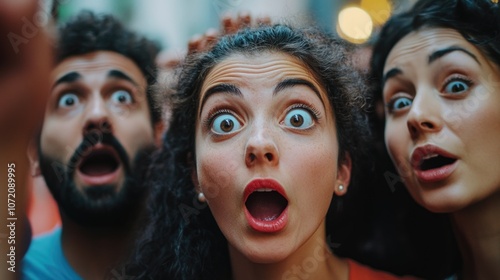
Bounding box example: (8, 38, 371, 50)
(347, 259, 421, 280)
(22, 227, 82, 280)
(23, 227, 62, 260)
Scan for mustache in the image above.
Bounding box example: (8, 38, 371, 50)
(67, 130, 131, 175)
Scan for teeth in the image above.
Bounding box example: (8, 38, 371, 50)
(255, 188, 274, 192)
(422, 154, 438, 160)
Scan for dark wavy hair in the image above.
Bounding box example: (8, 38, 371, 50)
(371, 0, 500, 94)
(56, 10, 162, 124)
(126, 24, 372, 279)
(367, 0, 500, 278)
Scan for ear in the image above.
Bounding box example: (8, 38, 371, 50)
(188, 152, 201, 193)
(27, 138, 41, 177)
(153, 121, 165, 147)
(335, 152, 352, 196)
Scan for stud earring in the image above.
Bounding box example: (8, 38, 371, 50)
(338, 185, 345, 192)
(198, 192, 207, 203)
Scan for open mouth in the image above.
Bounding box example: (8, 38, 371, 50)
(79, 149, 120, 176)
(419, 154, 457, 171)
(243, 179, 289, 233)
(411, 145, 458, 183)
(245, 189, 288, 222)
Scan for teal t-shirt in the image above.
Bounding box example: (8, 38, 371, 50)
(22, 227, 82, 280)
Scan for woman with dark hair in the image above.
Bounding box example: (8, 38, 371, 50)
(127, 24, 417, 279)
(371, 0, 500, 279)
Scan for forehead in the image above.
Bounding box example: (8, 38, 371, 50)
(205, 51, 317, 82)
(51, 50, 146, 86)
(385, 28, 484, 69)
(200, 51, 327, 100)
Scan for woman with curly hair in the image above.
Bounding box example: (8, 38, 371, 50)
(128, 24, 417, 279)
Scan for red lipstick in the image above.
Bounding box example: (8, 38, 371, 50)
(244, 179, 288, 233)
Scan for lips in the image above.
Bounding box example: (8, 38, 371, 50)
(76, 145, 122, 186)
(411, 145, 458, 183)
(244, 179, 288, 233)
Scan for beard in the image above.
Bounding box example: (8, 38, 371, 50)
(38, 131, 155, 228)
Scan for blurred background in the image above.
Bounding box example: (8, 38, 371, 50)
(42, 0, 417, 49)
(30, 0, 417, 236)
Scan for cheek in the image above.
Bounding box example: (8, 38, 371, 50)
(384, 122, 402, 159)
(288, 141, 337, 201)
(40, 118, 81, 162)
(197, 144, 241, 201)
(114, 115, 155, 155)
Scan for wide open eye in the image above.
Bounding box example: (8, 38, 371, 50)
(212, 113, 241, 134)
(444, 80, 470, 94)
(283, 108, 314, 129)
(110, 90, 133, 104)
(387, 96, 412, 113)
(58, 93, 80, 108)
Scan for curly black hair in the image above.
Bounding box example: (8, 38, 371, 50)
(126, 24, 372, 279)
(56, 10, 162, 124)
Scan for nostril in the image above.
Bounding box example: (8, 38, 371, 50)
(421, 121, 434, 129)
(100, 120, 112, 133)
(249, 154, 256, 162)
(265, 153, 273, 162)
(84, 120, 112, 135)
(85, 122, 98, 132)
(409, 125, 417, 136)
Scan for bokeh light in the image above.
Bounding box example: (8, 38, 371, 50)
(337, 6, 373, 44)
(360, 0, 392, 26)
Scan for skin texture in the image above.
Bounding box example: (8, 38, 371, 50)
(32, 50, 159, 279)
(383, 28, 500, 213)
(195, 52, 351, 280)
(382, 28, 500, 280)
(39, 50, 156, 192)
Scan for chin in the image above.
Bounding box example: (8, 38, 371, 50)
(417, 191, 469, 214)
(234, 242, 292, 264)
(245, 249, 290, 264)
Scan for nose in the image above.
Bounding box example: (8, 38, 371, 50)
(245, 123, 279, 167)
(82, 95, 112, 135)
(406, 90, 443, 139)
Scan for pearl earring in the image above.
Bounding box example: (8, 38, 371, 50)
(338, 185, 344, 192)
(198, 192, 206, 203)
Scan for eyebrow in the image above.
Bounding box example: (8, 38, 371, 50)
(53, 72, 81, 88)
(429, 46, 481, 65)
(274, 78, 322, 99)
(383, 46, 480, 85)
(199, 84, 242, 116)
(383, 68, 403, 84)
(107, 69, 139, 86)
(428, 46, 480, 65)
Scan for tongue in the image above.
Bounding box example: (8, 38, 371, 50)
(246, 192, 287, 221)
(80, 154, 118, 176)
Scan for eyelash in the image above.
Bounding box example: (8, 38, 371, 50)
(384, 73, 475, 112)
(202, 102, 322, 129)
(385, 95, 409, 114)
(441, 74, 474, 93)
(203, 107, 237, 129)
(285, 103, 321, 121)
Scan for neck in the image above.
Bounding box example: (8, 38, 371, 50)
(229, 228, 348, 280)
(451, 190, 500, 280)
(60, 213, 140, 279)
